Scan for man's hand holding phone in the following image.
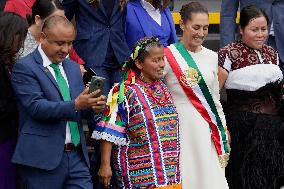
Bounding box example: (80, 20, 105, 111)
(75, 87, 106, 113)
(75, 75, 107, 112)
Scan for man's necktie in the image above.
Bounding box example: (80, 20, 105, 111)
(50, 63, 80, 146)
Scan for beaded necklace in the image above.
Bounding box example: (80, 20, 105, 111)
(138, 78, 171, 105)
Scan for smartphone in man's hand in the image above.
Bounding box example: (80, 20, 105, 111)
(88, 76, 106, 96)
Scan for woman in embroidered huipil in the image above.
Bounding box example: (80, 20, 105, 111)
(92, 37, 181, 189)
(164, 2, 230, 189)
(218, 6, 284, 189)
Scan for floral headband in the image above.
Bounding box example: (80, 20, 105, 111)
(105, 37, 162, 124)
(130, 36, 160, 62)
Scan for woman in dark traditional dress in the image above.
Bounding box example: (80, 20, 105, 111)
(218, 6, 284, 189)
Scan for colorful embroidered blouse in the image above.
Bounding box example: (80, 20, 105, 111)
(92, 79, 181, 188)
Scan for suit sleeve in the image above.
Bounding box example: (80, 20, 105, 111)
(165, 8, 178, 45)
(220, 0, 239, 47)
(11, 61, 78, 121)
(61, 0, 78, 21)
(125, 5, 144, 50)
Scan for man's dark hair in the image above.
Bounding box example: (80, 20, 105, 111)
(42, 15, 74, 34)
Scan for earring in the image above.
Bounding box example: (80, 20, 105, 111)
(140, 73, 145, 82)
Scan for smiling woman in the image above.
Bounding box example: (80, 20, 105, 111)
(164, 2, 230, 189)
(92, 37, 181, 189)
(218, 5, 284, 189)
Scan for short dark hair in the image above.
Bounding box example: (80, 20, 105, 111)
(26, 0, 64, 26)
(240, 5, 269, 29)
(42, 15, 74, 34)
(180, 2, 208, 23)
(0, 12, 28, 68)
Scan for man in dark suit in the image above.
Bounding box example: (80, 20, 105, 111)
(11, 15, 106, 189)
(62, 0, 130, 95)
(220, 0, 284, 70)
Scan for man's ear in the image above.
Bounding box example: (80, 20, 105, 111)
(39, 32, 46, 43)
(135, 59, 143, 70)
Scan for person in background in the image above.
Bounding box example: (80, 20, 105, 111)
(220, 0, 284, 71)
(62, 1, 130, 187)
(164, 2, 230, 189)
(0, 12, 28, 189)
(92, 37, 181, 189)
(21, 0, 65, 58)
(218, 6, 284, 189)
(21, 0, 86, 75)
(69, 48, 86, 75)
(62, 0, 130, 95)
(11, 15, 106, 189)
(4, 0, 35, 18)
(0, 0, 7, 11)
(125, 0, 177, 50)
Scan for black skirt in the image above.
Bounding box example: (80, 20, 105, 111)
(226, 111, 284, 189)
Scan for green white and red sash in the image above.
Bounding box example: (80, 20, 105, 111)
(164, 43, 230, 167)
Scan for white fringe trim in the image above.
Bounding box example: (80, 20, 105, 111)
(91, 131, 127, 146)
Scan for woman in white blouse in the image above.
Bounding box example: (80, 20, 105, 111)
(163, 2, 230, 189)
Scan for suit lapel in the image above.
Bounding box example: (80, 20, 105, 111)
(133, 1, 152, 36)
(34, 49, 61, 95)
(110, 0, 119, 21)
(99, 2, 108, 19)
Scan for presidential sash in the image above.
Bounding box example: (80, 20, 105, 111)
(164, 43, 230, 168)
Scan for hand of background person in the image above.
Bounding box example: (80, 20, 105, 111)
(98, 164, 112, 188)
(75, 88, 106, 111)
